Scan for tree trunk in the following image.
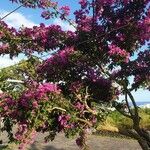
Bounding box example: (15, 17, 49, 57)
(134, 127, 150, 150)
(119, 127, 150, 150)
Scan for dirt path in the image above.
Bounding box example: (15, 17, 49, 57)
(1, 133, 142, 150)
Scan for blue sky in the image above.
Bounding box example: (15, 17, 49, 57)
(0, 0, 79, 25)
(0, 0, 150, 102)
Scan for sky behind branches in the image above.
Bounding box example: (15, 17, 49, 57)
(0, 0, 150, 102)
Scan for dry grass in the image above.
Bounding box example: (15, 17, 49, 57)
(97, 123, 119, 132)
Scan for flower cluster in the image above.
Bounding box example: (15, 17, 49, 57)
(69, 81, 83, 93)
(132, 50, 150, 90)
(0, 82, 60, 114)
(19, 82, 61, 108)
(74, 101, 85, 111)
(108, 44, 130, 63)
(10, 0, 71, 22)
(74, 3, 92, 31)
(59, 6, 70, 20)
(41, 10, 52, 20)
(110, 49, 150, 90)
(137, 10, 150, 45)
(86, 77, 116, 102)
(0, 22, 71, 55)
(37, 46, 75, 80)
(58, 114, 74, 129)
(10, 0, 53, 8)
(0, 93, 17, 117)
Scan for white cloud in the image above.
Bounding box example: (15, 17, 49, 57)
(53, 18, 76, 32)
(0, 55, 21, 69)
(0, 11, 36, 68)
(0, 10, 37, 28)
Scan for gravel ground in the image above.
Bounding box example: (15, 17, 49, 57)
(0, 132, 142, 150)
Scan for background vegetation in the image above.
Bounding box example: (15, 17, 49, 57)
(98, 108, 150, 132)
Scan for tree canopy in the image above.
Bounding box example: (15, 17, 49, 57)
(0, 0, 150, 149)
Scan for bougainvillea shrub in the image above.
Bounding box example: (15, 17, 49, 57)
(0, 0, 150, 149)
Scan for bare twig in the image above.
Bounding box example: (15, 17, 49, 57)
(84, 87, 98, 115)
(48, 107, 66, 112)
(0, 5, 23, 21)
(76, 118, 92, 126)
(52, 7, 76, 29)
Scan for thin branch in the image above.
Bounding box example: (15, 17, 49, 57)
(0, 5, 23, 21)
(99, 65, 111, 78)
(76, 118, 92, 126)
(75, 87, 98, 115)
(99, 65, 138, 115)
(115, 106, 132, 119)
(92, 0, 96, 31)
(84, 87, 98, 115)
(48, 107, 66, 112)
(52, 107, 66, 112)
(125, 91, 134, 117)
(74, 93, 82, 102)
(52, 7, 76, 29)
(100, 65, 139, 120)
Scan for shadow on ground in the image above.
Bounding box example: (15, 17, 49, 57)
(43, 146, 65, 150)
(31, 142, 65, 150)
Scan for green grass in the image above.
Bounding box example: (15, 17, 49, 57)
(98, 108, 150, 131)
(96, 108, 150, 139)
(138, 108, 150, 129)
